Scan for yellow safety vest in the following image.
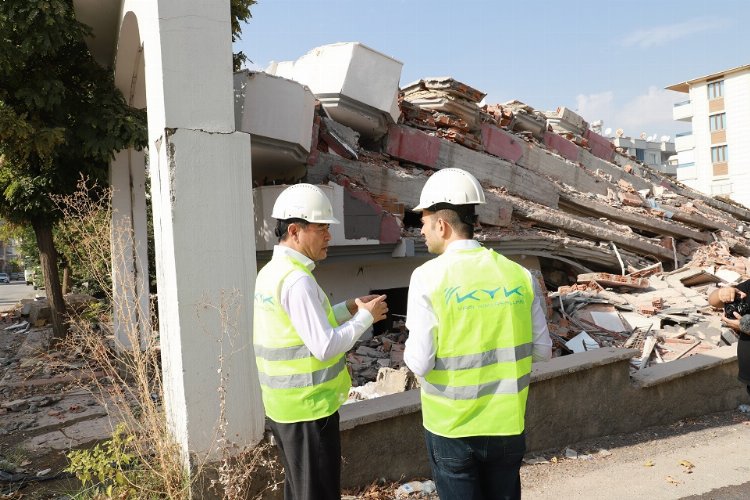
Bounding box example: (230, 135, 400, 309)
(419, 246, 533, 438)
(253, 255, 351, 423)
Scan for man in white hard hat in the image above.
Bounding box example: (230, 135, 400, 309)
(253, 183, 388, 500)
(404, 168, 552, 500)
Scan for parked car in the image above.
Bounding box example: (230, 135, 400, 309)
(0, 273, 9, 283)
(11, 272, 23, 281)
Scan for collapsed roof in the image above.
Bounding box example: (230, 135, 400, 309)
(235, 42, 750, 369)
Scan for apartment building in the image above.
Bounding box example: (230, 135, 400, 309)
(610, 134, 677, 176)
(667, 64, 750, 206)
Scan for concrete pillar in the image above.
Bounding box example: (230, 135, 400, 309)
(113, 0, 264, 463)
(110, 148, 150, 350)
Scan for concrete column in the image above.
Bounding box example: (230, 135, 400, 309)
(110, 148, 150, 350)
(150, 128, 260, 461)
(115, 0, 264, 462)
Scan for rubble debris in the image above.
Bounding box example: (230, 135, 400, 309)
(253, 46, 750, 387)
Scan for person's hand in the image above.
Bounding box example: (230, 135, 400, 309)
(355, 294, 388, 322)
(718, 287, 746, 304)
(346, 294, 380, 315)
(721, 310, 742, 331)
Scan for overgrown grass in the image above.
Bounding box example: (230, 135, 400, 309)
(52, 177, 281, 499)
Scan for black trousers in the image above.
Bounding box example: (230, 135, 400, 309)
(268, 412, 341, 500)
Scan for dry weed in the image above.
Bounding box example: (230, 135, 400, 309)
(53, 176, 280, 498)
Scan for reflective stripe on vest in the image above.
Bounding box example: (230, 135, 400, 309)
(254, 344, 313, 362)
(257, 356, 347, 389)
(421, 372, 531, 400)
(433, 343, 533, 371)
(419, 246, 533, 438)
(253, 255, 350, 423)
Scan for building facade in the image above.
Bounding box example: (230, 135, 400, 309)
(667, 64, 750, 205)
(610, 135, 676, 176)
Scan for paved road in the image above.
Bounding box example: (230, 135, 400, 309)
(0, 281, 37, 312)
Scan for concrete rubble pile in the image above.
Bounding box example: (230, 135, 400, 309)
(239, 42, 750, 392)
(549, 241, 748, 370)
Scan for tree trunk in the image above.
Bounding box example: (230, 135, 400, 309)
(62, 266, 70, 295)
(32, 221, 67, 340)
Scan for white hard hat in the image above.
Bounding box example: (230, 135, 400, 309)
(271, 184, 340, 224)
(413, 168, 486, 212)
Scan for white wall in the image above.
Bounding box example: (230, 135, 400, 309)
(726, 71, 750, 207)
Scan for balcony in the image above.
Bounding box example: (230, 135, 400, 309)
(676, 162, 696, 182)
(673, 100, 693, 122)
(674, 131, 694, 152)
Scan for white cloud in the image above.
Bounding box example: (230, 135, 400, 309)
(576, 91, 615, 126)
(575, 87, 682, 137)
(622, 18, 728, 49)
(617, 86, 675, 131)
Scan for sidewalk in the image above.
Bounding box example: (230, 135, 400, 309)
(521, 408, 750, 500)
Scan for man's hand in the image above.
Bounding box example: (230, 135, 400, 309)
(355, 294, 388, 322)
(720, 287, 746, 304)
(346, 294, 380, 315)
(721, 310, 743, 331)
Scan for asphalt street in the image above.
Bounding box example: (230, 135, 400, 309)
(0, 281, 38, 312)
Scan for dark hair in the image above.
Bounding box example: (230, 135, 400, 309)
(275, 218, 309, 241)
(428, 203, 477, 239)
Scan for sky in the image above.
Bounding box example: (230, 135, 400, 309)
(234, 0, 750, 141)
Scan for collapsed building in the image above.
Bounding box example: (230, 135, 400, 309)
(234, 42, 750, 397)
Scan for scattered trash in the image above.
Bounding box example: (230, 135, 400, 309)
(665, 475, 681, 485)
(644, 459, 655, 467)
(523, 456, 550, 465)
(36, 468, 52, 477)
(564, 447, 578, 459)
(4, 321, 30, 333)
(396, 480, 436, 497)
(738, 404, 750, 413)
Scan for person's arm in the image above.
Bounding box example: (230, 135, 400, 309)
(404, 268, 437, 378)
(529, 275, 552, 362)
(283, 273, 384, 362)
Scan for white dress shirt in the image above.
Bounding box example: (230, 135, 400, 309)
(274, 245, 374, 362)
(404, 239, 553, 377)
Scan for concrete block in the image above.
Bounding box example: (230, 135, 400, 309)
(233, 70, 315, 181)
(28, 302, 51, 325)
(584, 129, 614, 162)
(480, 124, 523, 163)
(385, 125, 441, 168)
(270, 42, 402, 138)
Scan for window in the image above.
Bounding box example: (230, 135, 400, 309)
(709, 113, 726, 131)
(707, 80, 724, 99)
(711, 145, 728, 163)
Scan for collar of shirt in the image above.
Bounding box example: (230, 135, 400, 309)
(273, 245, 316, 271)
(444, 239, 481, 253)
